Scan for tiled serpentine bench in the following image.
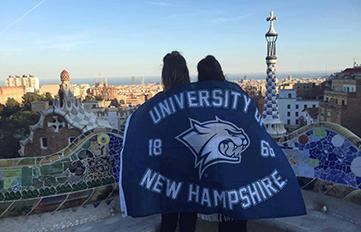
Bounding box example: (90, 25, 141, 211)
(1, 123, 360, 231)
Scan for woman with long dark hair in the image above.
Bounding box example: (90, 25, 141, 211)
(160, 51, 197, 232)
(197, 55, 247, 232)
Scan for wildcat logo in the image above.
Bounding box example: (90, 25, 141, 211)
(176, 117, 250, 179)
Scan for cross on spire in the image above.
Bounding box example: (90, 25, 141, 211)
(266, 11, 278, 37)
(267, 11, 277, 22)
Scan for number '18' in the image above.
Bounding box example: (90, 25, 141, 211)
(149, 139, 162, 156)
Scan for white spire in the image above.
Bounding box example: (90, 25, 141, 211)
(262, 11, 286, 139)
(266, 11, 278, 36)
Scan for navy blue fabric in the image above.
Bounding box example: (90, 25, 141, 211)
(120, 80, 306, 219)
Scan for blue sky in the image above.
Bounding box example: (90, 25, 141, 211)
(0, 0, 360, 81)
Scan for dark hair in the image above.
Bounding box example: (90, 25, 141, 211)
(197, 55, 225, 82)
(162, 51, 190, 91)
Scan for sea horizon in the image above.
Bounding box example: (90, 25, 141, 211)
(1, 71, 331, 86)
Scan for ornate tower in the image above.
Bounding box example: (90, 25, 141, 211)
(60, 69, 70, 89)
(58, 69, 72, 107)
(262, 11, 286, 138)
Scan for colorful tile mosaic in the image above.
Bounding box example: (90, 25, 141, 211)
(281, 126, 361, 189)
(0, 128, 123, 218)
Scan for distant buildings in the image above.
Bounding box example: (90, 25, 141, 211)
(87, 81, 118, 101)
(73, 84, 91, 100)
(279, 77, 325, 91)
(1, 73, 38, 104)
(278, 89, 319, 129)
(116, 84, 161, 107)
(6, 75, 39, 93)
(294, 82, 325, 100)
(0, 86, 25, 104)
(39, 84, 59, 97)
(94, 107, 136, 132)
(83, 98, 136, 131)
(320, 66, 361, 137)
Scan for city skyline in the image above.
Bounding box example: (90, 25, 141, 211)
(0, 0, 360, 81)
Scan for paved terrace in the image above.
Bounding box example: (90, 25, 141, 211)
(1, 191, 360, 232)
(60, 211, 360, 232)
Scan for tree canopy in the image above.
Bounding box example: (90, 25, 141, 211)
(0, 97, 40, 158)
(22, 92, 54, 110)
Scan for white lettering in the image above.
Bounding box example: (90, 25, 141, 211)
(261, 177, 278, 197)
(227, 190, 239, 210)
(188, 184, 200, 203)
(224, 90, 230, 108)
(201, 188, 212, 207)
(166, 179, 183, 199)
(152, 173, 165, 193)
(243, 95, 251, 113)
(174, 92, 185, 110)
(187, 91, 198, 107)
(247, 183, 262, 205)
(199, 90, 210, 107)
(139, 169, 157, 189)
(271, 170, 287, 189)
(230, 91, 242, 109)
(239, 187, 251, 209)
(213, 190, 226, 208)
(159, 100, 172, 118)
(149, 108, 161, 124)
(212, 89, 223, 107)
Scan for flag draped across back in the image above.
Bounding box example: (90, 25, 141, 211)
(119, 81, 306, 219)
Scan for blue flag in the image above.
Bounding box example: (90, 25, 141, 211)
(119, 81, 306, 219)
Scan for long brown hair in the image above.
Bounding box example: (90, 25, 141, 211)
(197, 55, 225, 82)
(162, 51, 190, 91)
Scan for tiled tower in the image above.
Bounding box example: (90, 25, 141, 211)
(262, 11, 286, 138)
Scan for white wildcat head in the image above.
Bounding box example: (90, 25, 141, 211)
(176, 117, 250, 179)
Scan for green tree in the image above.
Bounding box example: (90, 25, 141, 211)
(0, 110, 40, 158)
(2, 98, 20, 117)
(42, 92, 54, 101)
(84, 95, 95, 101)
(6, 98, 19, 108)
(9, 110, 40, 126)
(22, 92, 43, 104)
(0, 104, 4, 119)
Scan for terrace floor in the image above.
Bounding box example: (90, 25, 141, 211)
(60, 210, 360, 232)
(1, 191, 360, 232)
